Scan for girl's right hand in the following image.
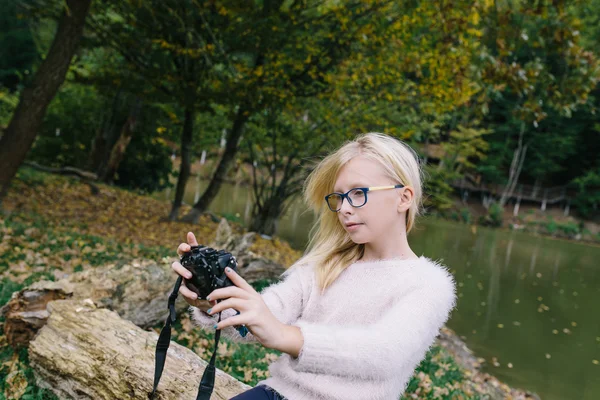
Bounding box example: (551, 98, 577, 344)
(171, 231, 217, 313)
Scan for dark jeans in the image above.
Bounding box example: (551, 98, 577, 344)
(230, 385, 286, 400)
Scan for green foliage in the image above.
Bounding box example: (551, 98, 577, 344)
(28, 83, 103, 167)
(545, 218, 558, 235)
(423, 164, 457, 213)
(401, 345, 482, 400)
(219, 212, 244, 225)
(570, 168, 600, 219)
(460, 207, 472, 224)
(243, 99, 352, 234)
(24, 83, 174, 193)
(527, 216, 584, 239)
(0, 87, 19, 128)
(0, 278, 21, 308)
(251, 278, 278, 294)
(476, 0, 600, 190)
(114, 126, 174, 194)
(0, 0, 38, 91)
(2, 0, 599, 223)
(479, 202, 503, 227)
(557, 221, 581, 237)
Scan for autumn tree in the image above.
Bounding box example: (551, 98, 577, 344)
(0, 0, 92, 207)
(476, 0, 599, 206)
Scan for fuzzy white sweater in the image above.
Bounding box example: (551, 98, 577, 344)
(190, 256, 457, 400)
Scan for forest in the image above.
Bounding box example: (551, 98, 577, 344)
(1, 0, 599, 237)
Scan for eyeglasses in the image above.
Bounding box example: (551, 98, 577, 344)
(324, 184, 405, 212)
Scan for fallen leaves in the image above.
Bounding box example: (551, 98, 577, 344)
(2, 354, 28, 399)
(1, 170, 301, 294)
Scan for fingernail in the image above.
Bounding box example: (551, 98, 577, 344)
(186, 273, 192, 279)
(207, 308, 212, 314)
(225, 267, 231, 273)
(206, 296, 211, 301)
(213, 324, 218, 330)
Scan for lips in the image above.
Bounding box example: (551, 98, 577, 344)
(345, 222, 363, 228)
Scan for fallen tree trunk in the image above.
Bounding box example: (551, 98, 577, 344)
(2, 246, 286, 348)
(29, 299, 250, 399)
(2, 259, 191, 347)
(23, 161, 100, 195)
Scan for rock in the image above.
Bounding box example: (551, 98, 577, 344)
(210, 219, 286, 282)
(213, 218, 234, 248)
(29, 299, 250, 399)
(236, 256, 286, 283)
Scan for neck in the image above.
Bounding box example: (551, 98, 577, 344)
(360, 225, 417, 262)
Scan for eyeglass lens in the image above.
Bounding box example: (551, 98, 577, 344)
(328, 188, 367, 211)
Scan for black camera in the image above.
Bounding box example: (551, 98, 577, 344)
(151, 244, 247, 399)
(180, 245, 239, 300)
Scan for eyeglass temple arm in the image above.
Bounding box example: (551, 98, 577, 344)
(368, 184, 404, 191)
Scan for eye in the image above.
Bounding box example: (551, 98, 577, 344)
(352, 189, 365, 196)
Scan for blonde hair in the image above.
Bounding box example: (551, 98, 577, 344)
(291, 132, 424, 294)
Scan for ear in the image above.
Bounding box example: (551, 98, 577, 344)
(397, 186, 414, 213)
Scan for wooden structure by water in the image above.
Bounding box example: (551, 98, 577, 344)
(452, 178, 572, 216)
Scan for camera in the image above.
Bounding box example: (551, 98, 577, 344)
(180, 245, 239, 300)
(151, 245, 246, 399)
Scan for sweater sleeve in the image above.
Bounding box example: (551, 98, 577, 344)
(288, 268, 457, 379)
(190, 261, 311, 344)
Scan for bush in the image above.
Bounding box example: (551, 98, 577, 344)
(545, 217, 558, 234)
(460, 207, 472, 224)
(570, 169, 600, 219)
(558, 222, 580, 237)
(423, 164, 457, 213)
(479, 202, 503, 227)
(449, 210, 460, 221)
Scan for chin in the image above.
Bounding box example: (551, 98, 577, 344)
(348, 235, 368, 244)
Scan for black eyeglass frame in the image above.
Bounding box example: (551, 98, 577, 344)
(324, 184, 405, 212)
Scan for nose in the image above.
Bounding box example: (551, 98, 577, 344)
(338, 196, 354, 214)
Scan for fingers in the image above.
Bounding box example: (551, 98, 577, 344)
(207, 285, 252, 302)
(187, 231, 199, 247)
(177, 231, 198, 257)
(214, 314, 245, 330)
(177, 243, 191, 257)
(179, 283, 199, 300)
(171, 261, 192, 279)
(207, 297, 245, 316)
(222, 267, 255, 293)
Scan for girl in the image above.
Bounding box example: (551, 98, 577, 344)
(172, 132, 457, 400)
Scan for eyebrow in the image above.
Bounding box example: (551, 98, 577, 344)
(333, 184, 367, 192)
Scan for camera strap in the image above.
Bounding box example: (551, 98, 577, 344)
(150, 276, 222, 400)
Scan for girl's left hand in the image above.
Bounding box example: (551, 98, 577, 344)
(206, 267, 284, 350)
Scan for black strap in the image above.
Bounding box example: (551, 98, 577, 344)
(150, 277, 223, 399)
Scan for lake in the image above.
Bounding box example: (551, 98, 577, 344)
(159, 180, 600, 399)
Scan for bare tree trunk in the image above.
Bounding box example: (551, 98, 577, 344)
(87, 89, 124, 173)
(250, 198, 282, 236)
(181, 106, 248, 223)
(499, 122, 528, 207)
(168, 107, 195, 220)
(99, 97, 142, 184)
(0, 0, 92, 207)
